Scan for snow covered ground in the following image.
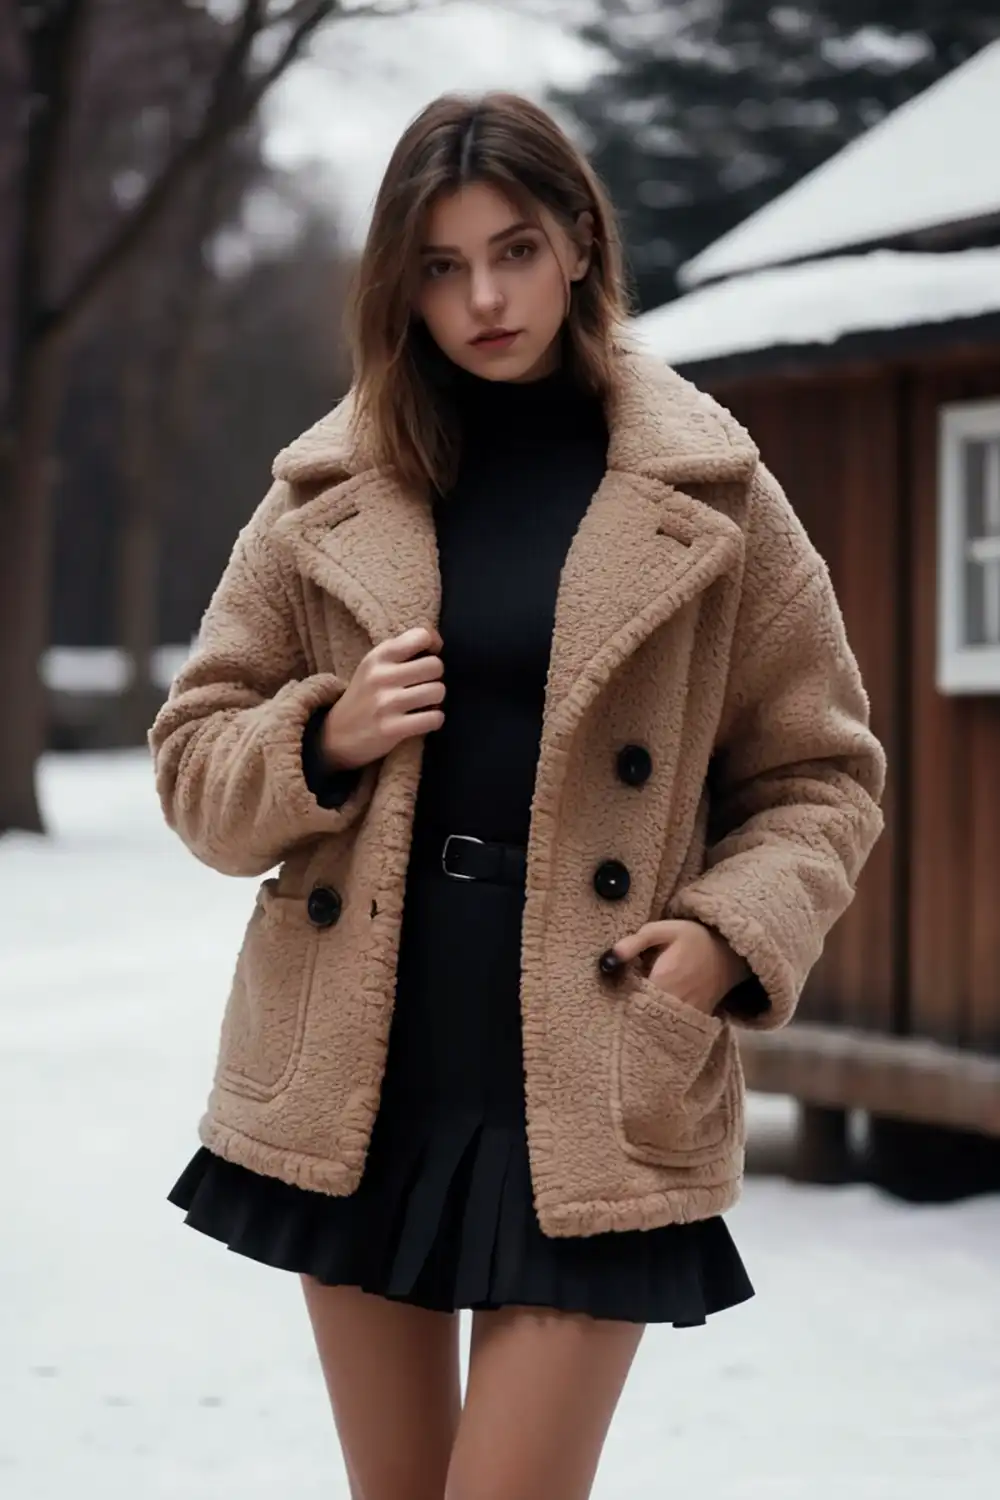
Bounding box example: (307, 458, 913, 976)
(2, 751, 998, 1499)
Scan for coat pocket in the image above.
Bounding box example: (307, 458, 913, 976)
(216, 879, 319, 1102)
(610, 975, 740, 1169)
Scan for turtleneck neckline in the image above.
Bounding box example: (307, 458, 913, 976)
(447, 360, 603, 440)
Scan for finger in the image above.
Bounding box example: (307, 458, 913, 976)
(609, 922, 677, 964)
(380, 626, 443, 661)
(397, 678, 446, 713)
(392, 709, 445, 740)
(390, 653, 445, 689)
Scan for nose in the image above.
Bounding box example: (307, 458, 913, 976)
(469, 266, 504, 318)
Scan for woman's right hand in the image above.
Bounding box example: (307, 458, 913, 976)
(320, 626, 446, 771)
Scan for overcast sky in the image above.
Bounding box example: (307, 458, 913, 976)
(262, 1, 606, 244)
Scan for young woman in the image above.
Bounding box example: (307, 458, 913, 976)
(153, 93, 885, 1500)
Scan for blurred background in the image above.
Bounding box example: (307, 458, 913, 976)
(2, 3, 999, 1497)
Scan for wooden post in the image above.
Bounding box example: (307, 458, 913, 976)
(864, 1115, 1000, 1202)
(791, 1104, 853, 1184)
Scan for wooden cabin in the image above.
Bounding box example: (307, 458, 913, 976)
(638, 43, 1000, 1192)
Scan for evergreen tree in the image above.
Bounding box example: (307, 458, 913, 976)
(555, 1, 1000, 311)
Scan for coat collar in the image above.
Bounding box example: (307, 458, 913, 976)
(269, 351, 758, 735)
(271, 348, 758, 490)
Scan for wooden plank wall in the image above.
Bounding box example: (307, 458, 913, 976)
(715, 357, 1000, 1059)
(709, 376, 902, 1035)
(908, 362, 1000, 1054)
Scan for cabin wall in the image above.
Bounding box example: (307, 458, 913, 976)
(907, 362, 1000, 1054)
(712, 355, 1000, 1055)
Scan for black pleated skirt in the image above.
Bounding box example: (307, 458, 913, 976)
(169, 850, 754, 1326)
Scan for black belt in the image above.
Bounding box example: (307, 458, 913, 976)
(412, 830, 527, 887)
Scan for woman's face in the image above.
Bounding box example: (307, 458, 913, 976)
(414, 180, 590, 384)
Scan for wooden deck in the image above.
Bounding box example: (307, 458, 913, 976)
(739, 1023, 1000, 1138)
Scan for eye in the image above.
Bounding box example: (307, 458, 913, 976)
(423, 258, 455, 280)
(504, 240, 538, 263)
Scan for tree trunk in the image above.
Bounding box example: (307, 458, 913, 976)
(0, 337, 68, 833)
(113, 500, 161, 746)
(0, 0, 351, 828)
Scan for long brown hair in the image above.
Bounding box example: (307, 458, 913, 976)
(348, 92, 631, 493)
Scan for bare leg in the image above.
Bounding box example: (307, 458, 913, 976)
(444, 1304, 644, 1500)
(301, 1276, 462, 1500)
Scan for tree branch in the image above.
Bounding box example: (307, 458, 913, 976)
(261, 0, 417, 24)
(258, 0, 338, 26)
(40, 0, 342, 347)
(16, 1, 94, 364)
(204, 0, 267, 126)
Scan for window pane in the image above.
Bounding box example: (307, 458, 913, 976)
(965, 557, 986, 644)
(988, 562, 1000, 646)
(965, 441, 985, 537)
(964, 438, 1000, 538)
(962, 439, 1000, 646)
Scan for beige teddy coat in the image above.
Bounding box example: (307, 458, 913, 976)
(150, 350, 885, 1238)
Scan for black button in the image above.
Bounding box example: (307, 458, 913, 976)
(616, 744, 652, 787)
(599, 948, 624, 976)
(307, 885, 342, 928)
(593, 859, 631, 901)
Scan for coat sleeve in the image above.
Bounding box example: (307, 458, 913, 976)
(665, 466, 886, 1030)
(148, 483, 376, 877)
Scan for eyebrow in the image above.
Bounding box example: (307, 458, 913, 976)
(419, 219, 537, 255)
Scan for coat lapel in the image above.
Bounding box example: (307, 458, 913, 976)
(270, 352, 758, 729)
(273, 471, 440, 648)
(539, 350, 756, 735)
(272, 388, 439, 647)
(542, 472, 742, 741)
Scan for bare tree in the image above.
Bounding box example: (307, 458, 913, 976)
(110, 147, 242, 744)
(154, 192, 353, 653)
(0, 0, 412, 834)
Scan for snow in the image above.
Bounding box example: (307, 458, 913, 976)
(41, 644, 191, 695)
(2, 750, 999, 1498)
(635, 248, 1000, 368)
(682, 39, 1000, 289)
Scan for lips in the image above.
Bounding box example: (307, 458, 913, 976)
(471, 328, 519, 346)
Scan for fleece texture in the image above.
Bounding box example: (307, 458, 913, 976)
(149, 350, 885, 1238)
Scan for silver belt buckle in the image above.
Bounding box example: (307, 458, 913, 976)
(442, 833, 484, 880)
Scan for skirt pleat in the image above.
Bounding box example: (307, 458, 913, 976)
(169, 1109, 754, 1326)
(452, 1123, 512, 1307)
(171, 865, 754, 1324)
(382, 1121, 474, 1301)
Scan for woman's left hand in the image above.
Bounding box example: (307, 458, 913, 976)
(607, 920, 750, 1017)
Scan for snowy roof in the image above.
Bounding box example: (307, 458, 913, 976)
(681, 40, 1000, 289)
(635, 248, 1000, 368)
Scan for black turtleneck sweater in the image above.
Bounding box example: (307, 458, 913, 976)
(411, 365, 609, 848)
(303, 364, 609, 845)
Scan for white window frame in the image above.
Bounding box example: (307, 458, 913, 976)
(937, 399, 1000, 694)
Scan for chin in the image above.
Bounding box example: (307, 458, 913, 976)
(480, 361, 535, 383)
(442, 332, 555, 384)
(483, 348, 555, 384)
(449, 353, 525, 382)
